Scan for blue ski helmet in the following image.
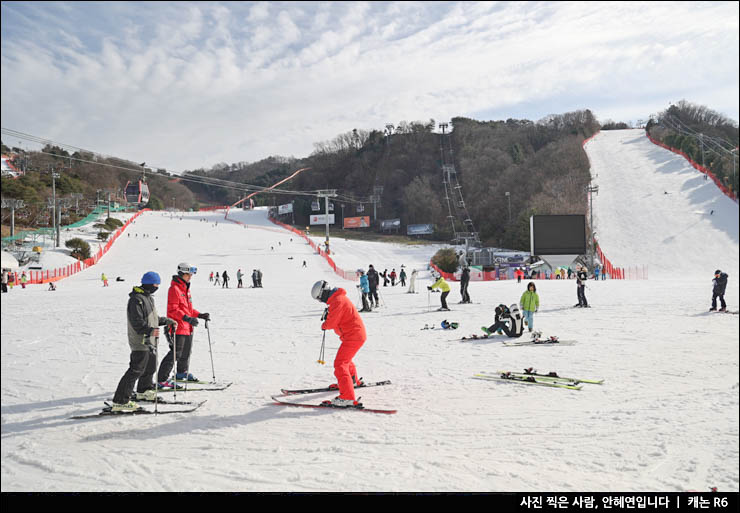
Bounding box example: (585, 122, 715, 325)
(141, 271, 161, 285)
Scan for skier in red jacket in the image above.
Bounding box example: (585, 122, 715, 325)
(157, 263, 210, 387)
(311, 280, 366, 407)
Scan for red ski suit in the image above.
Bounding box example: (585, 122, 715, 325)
(167, 275, 201, 336)
(321, 288, 366, 400)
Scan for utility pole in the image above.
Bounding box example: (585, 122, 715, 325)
(370, 185, 384, 221)
(505, 191, 511, 223)
(50, 167, 61, 247)
(586, 184, 599, 270)
(317, 189, 337, 254)
(1, 199, 25, 237)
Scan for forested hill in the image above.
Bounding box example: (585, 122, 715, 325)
(184, 110, 600, 249)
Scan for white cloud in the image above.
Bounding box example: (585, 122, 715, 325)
(1, 1, 737, 172)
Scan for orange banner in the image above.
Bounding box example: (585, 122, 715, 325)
(343, 216, 370, 228)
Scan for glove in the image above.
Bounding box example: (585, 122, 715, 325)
(321, 308, 329, 321)
(427, 286, 432, 291)
(183, 315, 199, 327)
(164, 317, 177, 326)
(198, 312, 211, 321)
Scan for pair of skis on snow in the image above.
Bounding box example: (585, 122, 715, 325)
(474, 369, 603, 390)
(272, 380, 396, 414)
(69, 381, 232, 420)
(456, 333, 576, 346)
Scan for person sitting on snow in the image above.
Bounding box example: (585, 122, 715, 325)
(481, 304, 524, 338)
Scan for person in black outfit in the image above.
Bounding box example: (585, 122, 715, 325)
(575, 266, 589, 307)
(381, 269, 389, 287)
(710, 269, 728, 311)
(481, 304, 524, 337)
(367, 265, 380, 307)
(459, 267, 471, 304)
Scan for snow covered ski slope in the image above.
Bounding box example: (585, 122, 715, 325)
(586, 129, 738, 278)
(1, 132, 738, 491)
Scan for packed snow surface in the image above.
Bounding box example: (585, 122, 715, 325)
(1, 129, 738, 492)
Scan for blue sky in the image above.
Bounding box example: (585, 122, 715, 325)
(1, 1, 738, 173)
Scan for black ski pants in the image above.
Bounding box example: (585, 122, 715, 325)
(113, 348, 156, 403)
(460, 280, 470, 303)
(487, 319, 520, 337)
(440, 291, 450, 309)
(157, 334, 194, 382)
(577, 284, 588, 306)
(369, 287, 379, 306)
(712, 293, 726, 310)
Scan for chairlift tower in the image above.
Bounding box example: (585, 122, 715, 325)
(1, 198, 25, 238)
(438, 122, 479, 250)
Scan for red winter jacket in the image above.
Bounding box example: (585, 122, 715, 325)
(321, 288, 366, 343)
(167, 275, 201, 335)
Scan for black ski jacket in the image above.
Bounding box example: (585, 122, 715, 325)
(713, 273, 728, 295)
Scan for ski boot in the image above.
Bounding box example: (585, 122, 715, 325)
(110, 400, 140, 413)
(175, 372, 199, 382)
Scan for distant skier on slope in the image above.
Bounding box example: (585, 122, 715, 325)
(311, 280, 366, 407)
(481, 304, 524, 338)
(367, 265, 380, 307)
(428, 272, 451, 311)
(407, 269, 418, 294)
(575, 266, 589, 307)
(710, 269, 728, 312)
(357, 269, 372, 312)
(459, 267, 471, 304)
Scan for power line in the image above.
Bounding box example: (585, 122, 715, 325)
(1, 127, 336, 198)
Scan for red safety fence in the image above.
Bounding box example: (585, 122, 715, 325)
(646, 132, 737, 202)
(6, 209, 149, 286)
(199, 205, 230, 212)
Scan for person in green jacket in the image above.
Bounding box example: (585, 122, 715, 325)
(519, 282, 540, 333)
(428, 272, 451, 311)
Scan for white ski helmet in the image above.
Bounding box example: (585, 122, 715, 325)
(178, 262, 196, 275)
(510, 304, 521, 318)
(311, 280, 329, 301)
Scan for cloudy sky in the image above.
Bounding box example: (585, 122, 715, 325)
(1, 1, 738, 173)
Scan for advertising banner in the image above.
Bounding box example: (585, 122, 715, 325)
(343, 216, 370, 228)
(407, 223, 434, 235)
(381, 218, 401, 230)
(278, 203, 293, 215)
(309, 214, 335, 225)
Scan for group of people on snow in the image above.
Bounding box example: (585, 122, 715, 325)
(1, 270, 27, 291)
(111, 263, 210, 412)
(355, 265, 420, 312)
(208, 269, 263, 288)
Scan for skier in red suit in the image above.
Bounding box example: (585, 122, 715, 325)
(311, 280, 366, 407)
